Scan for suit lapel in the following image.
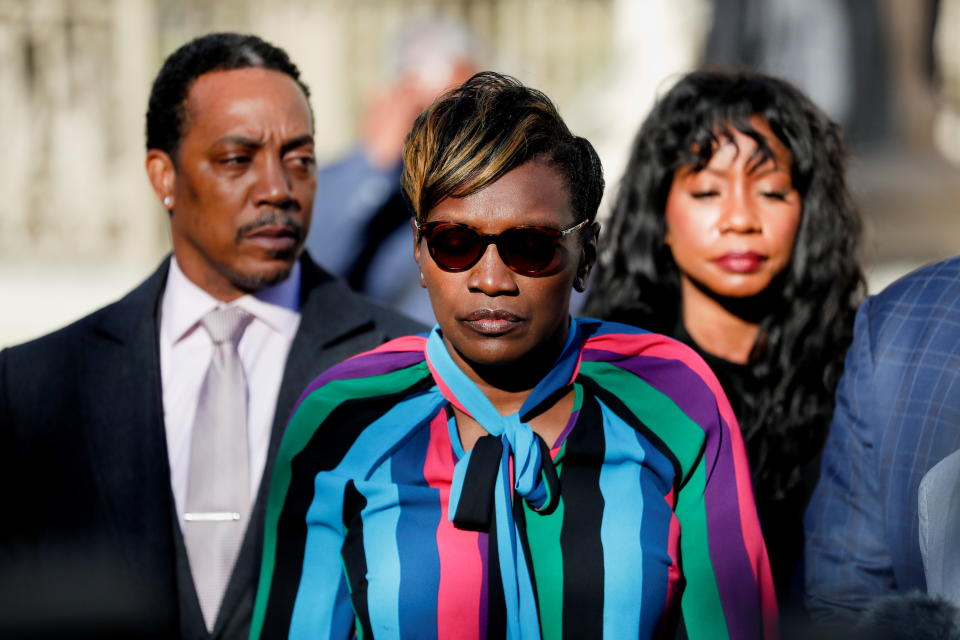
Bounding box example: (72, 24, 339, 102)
(270, 255, 382, 443)
(81, 260, 181, 617)
(214, 255, 384, 637)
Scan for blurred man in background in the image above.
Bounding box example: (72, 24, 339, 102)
(0, 32, 419, 639)
(305, 16, 480, 325)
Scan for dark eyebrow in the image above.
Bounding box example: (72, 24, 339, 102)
(749, 162, 789, 178)
(210, 134, 314, 153)
(212, 135, 262, 148)
(700, 167, 726, 177)
(281, 134, 314, 155)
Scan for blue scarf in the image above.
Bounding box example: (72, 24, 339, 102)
(424, 318, 583, 640)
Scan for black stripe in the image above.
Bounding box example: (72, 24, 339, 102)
(342, 480, 373, 639)
(512, 489, 544, 633)
(559, 391, 606, 639)
(452, 435, 503, 532)
(485, 512, 507, 640)
(260, 373, 433, 635)
(579, 376, 683, 492)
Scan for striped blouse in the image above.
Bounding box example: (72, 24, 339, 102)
(251, 318, 777, 639)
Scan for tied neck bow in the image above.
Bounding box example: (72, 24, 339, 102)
(424, 319, 583, 640)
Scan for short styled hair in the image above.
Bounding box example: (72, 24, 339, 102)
(145, 32, 311, 160)
(402, 71, 603, 224)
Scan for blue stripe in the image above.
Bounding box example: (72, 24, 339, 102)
(289, 473, 351, 639)
(359, 463, 403, 636)
(393, 421, 441, 638)
(634, 415, 678, 638)
(291, 392, 444, 637)
(595, 400, 646, 639)
(339, 391, 446, 479)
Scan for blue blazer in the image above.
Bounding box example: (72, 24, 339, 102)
(805, 255, 960, 621)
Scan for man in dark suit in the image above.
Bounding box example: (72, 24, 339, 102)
(0, 33, 422, 639)
(805, 255, 960, 623)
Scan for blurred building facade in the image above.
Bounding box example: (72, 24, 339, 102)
(0, 0, 621, 346)
(1, 0, 958, 346)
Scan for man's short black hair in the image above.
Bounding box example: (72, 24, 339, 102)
(145, 32, 311, 160)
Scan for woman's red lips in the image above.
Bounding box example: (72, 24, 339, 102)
(713, 252, 767, 273)
(461, 309, 523, 335)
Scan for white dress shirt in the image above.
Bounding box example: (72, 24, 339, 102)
(160, 257, 301, 522)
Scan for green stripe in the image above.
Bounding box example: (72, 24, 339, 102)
(524, 450, 566, 640)
(674, 461, 729, 638)
(579, 362, 728, 637)
(523, 384, 581, 639)
(250, 362, 428, 638)
(579, 362, 703, 478)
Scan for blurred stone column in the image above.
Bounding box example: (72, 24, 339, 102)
(934, 0, 960, 163)
(884, 0, 939, 150)
(111, 0, 165, 263)
(251, 0, 354, 163)
(565, 0, 711, 214)
(0, 0, 32, 254)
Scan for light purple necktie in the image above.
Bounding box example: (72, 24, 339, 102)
(183, 306, 253, 631)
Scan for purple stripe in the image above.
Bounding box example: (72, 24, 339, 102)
(583, 349, 718, 455)
(584, 348, 762, 637)
(704, 409, 763, 638)
(553, 407, 581, 452)
(478, 532, 489, 639)
(290, 350, 426, 415)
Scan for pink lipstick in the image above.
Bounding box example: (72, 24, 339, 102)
(713, 252, 767, 273)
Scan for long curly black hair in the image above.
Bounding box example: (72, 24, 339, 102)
(584, 70, 864, 502)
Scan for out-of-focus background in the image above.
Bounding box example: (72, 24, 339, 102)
(1, 0, 958, 347)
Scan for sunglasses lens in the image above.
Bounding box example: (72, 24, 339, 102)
(499, 228, 562, 274)
(423, 222, 569, 275)
(427, 224, 484, 271)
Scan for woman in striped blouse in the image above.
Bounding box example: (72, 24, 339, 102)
(251, 72, 777, 640)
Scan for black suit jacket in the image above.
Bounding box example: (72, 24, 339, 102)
(0, 254, 424, 639)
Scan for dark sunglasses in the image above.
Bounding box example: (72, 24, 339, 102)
(418, 218, 589, 276)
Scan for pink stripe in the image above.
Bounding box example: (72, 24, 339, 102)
(663, 490, 682, 617)
(567, 349, 584, 386)
(345, 334, 427, 360)
(590, 332, 779, 633)
(585, 333, 741, 441)
(424, 354, 471, 417)
(422, 412, 482, 640)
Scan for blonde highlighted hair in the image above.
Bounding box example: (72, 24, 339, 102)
(402, 72, 603, 224)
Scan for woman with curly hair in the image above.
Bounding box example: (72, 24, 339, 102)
(585, 69, 865, 601)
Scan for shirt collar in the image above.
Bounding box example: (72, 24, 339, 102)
(162, 257, 302, 345)
(234, 261, 301, 335)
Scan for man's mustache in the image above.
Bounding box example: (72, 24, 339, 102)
(235, 211, 305, 243)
